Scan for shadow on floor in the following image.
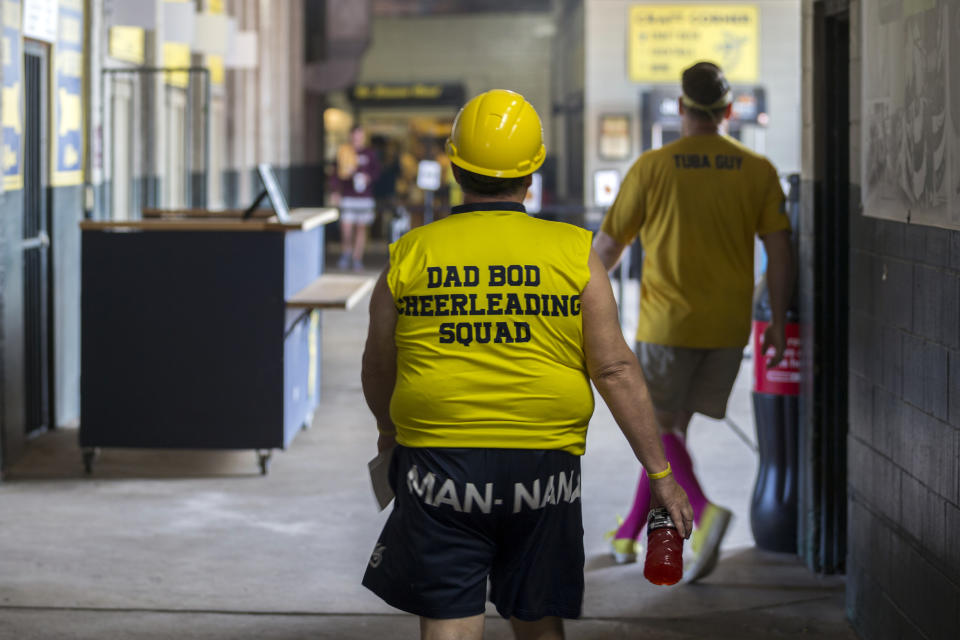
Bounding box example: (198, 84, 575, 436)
(4, 427, 264, 481)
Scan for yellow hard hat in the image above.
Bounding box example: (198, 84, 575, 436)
(446, 89, 545, 178)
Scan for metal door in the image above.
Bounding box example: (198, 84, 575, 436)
(800, 0, 850, 574)
(23, 42, 52, 437)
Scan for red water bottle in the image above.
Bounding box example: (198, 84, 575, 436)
(643, 507, 684, 585)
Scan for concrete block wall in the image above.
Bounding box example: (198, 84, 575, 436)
(837, 0, 960, 637)
(847, 214, 960, 639)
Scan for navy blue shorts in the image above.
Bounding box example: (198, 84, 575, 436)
(362, 446, 584, 621)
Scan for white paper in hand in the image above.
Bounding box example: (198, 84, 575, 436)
(368, 447, 396, 511)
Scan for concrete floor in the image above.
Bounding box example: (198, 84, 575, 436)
(0, 253, 856, 639)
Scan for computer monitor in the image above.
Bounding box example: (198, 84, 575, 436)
(244, 164, 291, 222)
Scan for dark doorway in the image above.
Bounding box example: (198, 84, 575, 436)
(23, 41, 53, 439)
(802, 0, 850, 574)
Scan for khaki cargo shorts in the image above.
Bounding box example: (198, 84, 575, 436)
(636, 342, 743, 419)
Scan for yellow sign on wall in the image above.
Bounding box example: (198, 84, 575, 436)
(109, 26, 145, 64)
(3, 0, 23, 190)
(51, 0, 85, 186)
(164, 0, 191, 88)
(163, 42, 191, 88)
(628, 5, 758, 83)
(205, 0, 224, 86)
(207, 54, 224, 85)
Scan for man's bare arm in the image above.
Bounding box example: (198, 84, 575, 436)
(581, 250, 693, 538)
(361, 269, 398, 450)
(759, 230, 794, 367)
(592, 231, 628, 272)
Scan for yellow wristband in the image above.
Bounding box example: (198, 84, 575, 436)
(647, 462, 672, 480)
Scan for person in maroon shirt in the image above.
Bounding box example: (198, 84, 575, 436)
(330, 125, 381, 271)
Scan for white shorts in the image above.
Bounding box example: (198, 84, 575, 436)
(636, 342, 743, 419)
(340, 196, 376, 225)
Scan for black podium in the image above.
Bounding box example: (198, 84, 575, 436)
(78, 207, 344, 474)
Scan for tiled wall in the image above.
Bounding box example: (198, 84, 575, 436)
(831, 1, 960, 637)
(847, 212, 960, 639)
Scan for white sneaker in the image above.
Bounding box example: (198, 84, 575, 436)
(609, 537, 642, 564)
(605, 517, 643, 564)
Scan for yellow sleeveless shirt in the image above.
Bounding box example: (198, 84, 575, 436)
(387, 202, 595, 455)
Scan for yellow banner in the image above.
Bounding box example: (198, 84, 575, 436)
(51, 0, 85, 186)
(207, 54, 224, 85)
(205, 0, 224, 85)
(3, 0, 23, 190)
(628, 4, 758, 83)
(164, 0, 192, 88)
(109, 26, 145, 64)
(163, 42, 191, 88)
(4, 0, 20, 29)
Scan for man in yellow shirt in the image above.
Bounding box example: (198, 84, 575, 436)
(594, 62, 793, 583)
(362, 90, 693, 640)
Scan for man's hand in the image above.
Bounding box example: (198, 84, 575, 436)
(760, 322, 787, 368)
(649, 476, 694, 539)
(329, 192, 342, 207)
(759, 229, 794, 368)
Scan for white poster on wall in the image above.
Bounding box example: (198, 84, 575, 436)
(226, 31, 258, 69)
(861, 0, 960, 229)
(193, 12, 228, 54)
(594, 170, 620, 208)
(22, 0, 58, 43)
(163, 1, 195, 44)
(416, 160, 442, 192)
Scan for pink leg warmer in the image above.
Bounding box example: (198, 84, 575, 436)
(616, 433, 710, 539)
(614, 469, 650, 539)
(661, 433, 709, 524)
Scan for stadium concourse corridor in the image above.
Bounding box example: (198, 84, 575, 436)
(0, 246, 855, 639)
